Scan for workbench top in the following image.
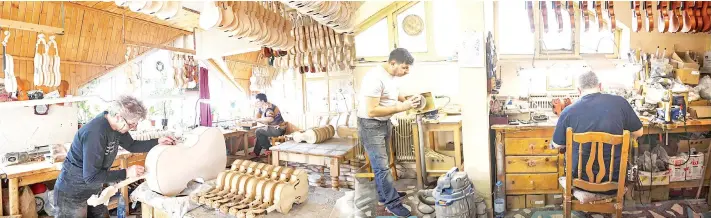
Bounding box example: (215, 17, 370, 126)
(0, 151, 141, 179)
(270, 138, 355, 158)
(491, 118, 711, 132)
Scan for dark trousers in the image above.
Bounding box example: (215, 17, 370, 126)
(254, 126, 285, 155)
(54, 163, 108, 218)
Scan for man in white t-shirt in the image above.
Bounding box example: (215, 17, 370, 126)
(357, 48, 420, 216)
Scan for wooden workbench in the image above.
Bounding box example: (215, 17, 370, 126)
(0, 151, 146, 217)
(269, 138, 355, 190)
(491, 118, 711, 211)
(222, 129, 254, 161)
(411, 115, 463, 188)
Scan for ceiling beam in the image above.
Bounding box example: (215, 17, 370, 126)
(66, 2, 192, 35)
(0, 19, 65, 35)
(125, 40, 196, 55)
(11, 56, 113, 68)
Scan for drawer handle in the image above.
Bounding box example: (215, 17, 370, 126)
(529, 144, 535, 152)
(527, 160, 536, 167)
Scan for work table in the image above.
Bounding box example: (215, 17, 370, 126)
(0, 151, 147, 216)
(490, 118, 711, 210)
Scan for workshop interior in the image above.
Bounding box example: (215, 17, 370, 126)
(3, 1, 711, 218)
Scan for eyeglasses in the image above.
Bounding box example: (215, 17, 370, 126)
(122, 117, 139, 129)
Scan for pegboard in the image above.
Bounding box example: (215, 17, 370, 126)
(0, 105, 78, 154)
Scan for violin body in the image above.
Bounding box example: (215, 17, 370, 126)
(658, 1, 670, 32)
(701, 1, 711, 32)
(145, 127, 227, 196)
(643, 1, 655, 32)
(682, 2, 695, 32)
(540, 1, 549, 33)
(567, 1, 576, 30)
(554, 1, 564, 33)
(605, 1, 616, 31)
(632, 1, 642, 32)
(15, 78, 28, 101)
(695, 1, 704, 32)
(581, 1, 590, 32)
(669, 1, 683, 32)
(595, 1, 604, 31)
(526, 1, 535, 33)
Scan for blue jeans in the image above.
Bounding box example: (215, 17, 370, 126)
(357, 118, 401, 209)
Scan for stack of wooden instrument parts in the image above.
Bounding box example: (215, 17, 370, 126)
(32, 34, 62, 88)
(116, 1, 182, 20)
(289, 16, 356, 73)
(190, 160, 308, 218)
(172, 53, 199, 89)
(281, 1, 357, 34)
(250, 64, 277, 91)
(292, 125, 335, 144)
(200, 1, 295, 51)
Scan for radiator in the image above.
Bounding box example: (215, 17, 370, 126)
(354, 117, 416, 162)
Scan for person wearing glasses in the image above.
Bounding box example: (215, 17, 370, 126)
(54, 95, 176, 218)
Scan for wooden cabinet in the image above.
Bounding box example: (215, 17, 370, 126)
(493, 127, 564, 198)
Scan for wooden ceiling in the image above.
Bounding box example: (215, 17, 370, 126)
(0, 1, 189, 95)
(72, 1, 200, 32)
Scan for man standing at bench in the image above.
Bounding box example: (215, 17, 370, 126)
(551, 71, 643, 194)
(357, 48, 421, 216)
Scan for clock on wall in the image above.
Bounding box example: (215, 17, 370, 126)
(402, 14, 424, 36)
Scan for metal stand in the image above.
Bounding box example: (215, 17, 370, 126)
(416, 114, 427, 188)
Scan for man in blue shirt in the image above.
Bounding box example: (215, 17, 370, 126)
(551, 71, 643, 193)
(54, 95, 176, 218)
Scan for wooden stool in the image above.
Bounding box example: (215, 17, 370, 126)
(354, 133, 398, 181)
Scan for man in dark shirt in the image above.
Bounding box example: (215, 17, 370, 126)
(54, 95, 175, 218)
(250, 93, 286, 157)
(552, 71, 643, 193)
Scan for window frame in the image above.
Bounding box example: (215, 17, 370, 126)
(355, 1, 448, 62)
(494, 1, 621, 60)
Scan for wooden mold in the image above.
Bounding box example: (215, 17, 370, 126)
(191, 159, 309, 217)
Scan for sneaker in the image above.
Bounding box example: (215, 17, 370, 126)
(378, 192, 407, 205)
(385, 204, 411, 217)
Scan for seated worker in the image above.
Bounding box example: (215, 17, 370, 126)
(250, 93, 286, 157)
(551, 71, 643, 194)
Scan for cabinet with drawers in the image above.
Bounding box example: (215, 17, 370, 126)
(492, 126, 563, 209)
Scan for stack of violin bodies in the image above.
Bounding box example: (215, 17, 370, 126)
(634, 1, 711, 33)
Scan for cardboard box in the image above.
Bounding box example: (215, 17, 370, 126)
(678, 139, 711, 155)
(506, 195, 526, 210)
(672, 52, 701, 70)
(639, 170, 671, 185)
(676, 68, 701, 85)
(669, 156, 687, 182)
(525, 194, 546, 208)
(546, 194, 563, 206)
(687, 152, 705, 180)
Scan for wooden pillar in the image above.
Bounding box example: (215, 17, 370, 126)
(8, 178, 19, 216)
(454, 126, 463, 169)
(272, 151, 280, 166)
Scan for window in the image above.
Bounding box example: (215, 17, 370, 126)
(495, 1, 621, 58)
(539, 1, 572, 52)
(355, 18, 390, 57)
(355, 1, 460, 61)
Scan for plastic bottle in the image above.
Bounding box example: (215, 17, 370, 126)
(494, 181, 505, 218)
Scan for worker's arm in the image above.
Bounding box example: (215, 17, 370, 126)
(550, 111, 569, 149)
(622, 97, 644, 139)
(365, 96, 412, 117)
(82, 131, 126, 184)
(119, 133, 159, 153)
(256, 109, 275, 124)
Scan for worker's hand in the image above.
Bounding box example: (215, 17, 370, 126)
(158, 136, 176, 145)
(408, 95, 423, 107)
(126, 165, 145, 178)
(396, 99, 418, 112)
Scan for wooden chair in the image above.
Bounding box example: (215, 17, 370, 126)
(563, 128, 630, 218)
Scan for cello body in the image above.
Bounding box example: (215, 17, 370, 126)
(145, 126, 227, 196)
